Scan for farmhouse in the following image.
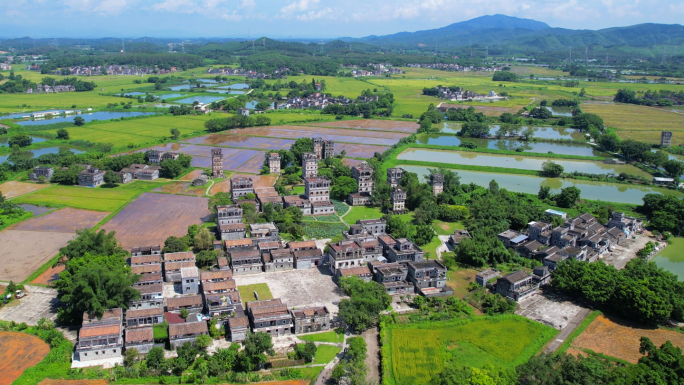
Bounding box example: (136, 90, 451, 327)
(267, 248, 294, 271)
(131, 245, 161, 257)
(125, 327, 155, 354)
(291, 306, 331, 334)
(164, 261, 196, 283)
(78, 166, 106, 187)
(250, 223, 279, 242)
(246, 299, 293, 337)
(169, 321, 209, 349)
(380, 236, 424, 263)
(449, 230, 472, 248)
(475, 269, 500, 287)
(130, 255, 161, 266)
(147, 150, 179, 165)
(328, 240, 363, 274)
(125, 307, 164, 328)
(131, 263, 162, 275)
(227, 311, 250, 342)
(217, 205, 243, 225)
(204, 290, 241, 319)
(29, 166, 53, 181)
(495, 267, 549, 301)
(181, 266, 200, 295)
(407, 260, 452, 297)
(131, 284, 163, 308)
(337, 265, 373, 282)
(230, 248, 264, 274)
(135, 272, 163, 287)
(374, 263, 413, 295)
(119, 164, 161, 181)
(218, 223, 247, 240)
(76, 308, 123, 362)
(282, 195, 312, 215)
(293, 248, 324, 268)
(167, 295, 204, 314)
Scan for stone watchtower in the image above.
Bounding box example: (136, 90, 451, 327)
(387, 167, 403, 188)
(313, 137, 323, 159)
(212, 148, 224, 178)
(661, 131, 673, 148)
(268, 153, 281, 174)
(430, 173, 444, 197)
(352, 161, 374, 194)
(323, 140, 335, 159)
(391, 187, 407, 213)
(302, 152, 318, 179)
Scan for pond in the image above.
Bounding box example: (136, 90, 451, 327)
(168, 84, 192, 91)
(19, 204, 53, 216)
(440, 122, 585, 140)
(0, 136, 47, 147)
(217, 83, 249, 89)
(418, 134, 605, 157)
(397, 149, 652, 178)
(206, 90, 245, 94)
(245, 101, 274, 109)
(400, 165, 681, 205)
(1, 111, 53, 120)
(174, 95, 226, 105)
(545, 106, 573, 117)
(14, 111, 156, 126)
(0, 147, 86, 163)
(192, 79, 219, 83)
(154, 104, 181, 108)
(651, 238, 684, 281)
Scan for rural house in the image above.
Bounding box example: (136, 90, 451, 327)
(373, 263, 413, 295)
(166, 295, 204, 314)
(291, 306, 331, 334)
(131, 245, 161, 257)
(131, 284, 163, 308)
(230, 177, 254, 200)
(337, 265, 373, 282)
(169, 322, 209, 349)
(78, 166, 106, 187)
(125, 327, 155, 354)
(230, 248, 264, 274)
(246, 299, 293, 337)
(125, 307, 164, 328)
(76, 308, 123, 362)
(407, 260, 452, 297)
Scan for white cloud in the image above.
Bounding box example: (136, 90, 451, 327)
(297, 6, 332, 20)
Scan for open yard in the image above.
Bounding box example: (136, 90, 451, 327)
(569, 315, 684, 363)
(11, 207, 108, 232)
(101, 192, 211, 249)
(13, 182, 163, 212)
(0, 332, 50, 385)
(384, 316, 557, 385)
(0, 230, 75, 282)
(0, 181, 51, 199)
(233, 268, 345, 314)
(237, 283, 273, 304)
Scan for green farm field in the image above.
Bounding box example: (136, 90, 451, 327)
(13, 181, 164, 212)
(582, 103, 684, 144)
(43, 114, 213, 148)
(383, 316, 557, 385)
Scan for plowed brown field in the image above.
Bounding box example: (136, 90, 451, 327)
(0, 332, 50, 385)
(572, 315, 684, 363)
(0, 181, 51, 198)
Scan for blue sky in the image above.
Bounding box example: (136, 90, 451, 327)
(1, 0, 683, 38)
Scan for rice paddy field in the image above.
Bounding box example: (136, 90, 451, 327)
(582, 102, 684, 144)
(308, 119, 419, 133)
(11, 207, 108, 232)
(183, 134, 295, 150)
(228, 125, 409, 146)
(13, 181, 163, 212)
(383, 316, 558, 385)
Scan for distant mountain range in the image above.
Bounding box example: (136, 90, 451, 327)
(342, 14, 684, 51)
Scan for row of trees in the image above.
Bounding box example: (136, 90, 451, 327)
(204, 115, 272, 132)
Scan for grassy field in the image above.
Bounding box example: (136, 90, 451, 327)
(433, 220, 464, 236)
(582, 103, 684, 144)
(297, 331, 344, 344)
(383, 316, 557, 385)
(312, 345, 342, 365)
(446, 267, 480, 299)
(342, 205, 384, 224)
(13, 181, 163, 212)
(44, 114, 213, 148)
(238, 283, 273, 304)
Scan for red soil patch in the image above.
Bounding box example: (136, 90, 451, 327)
(0, 181, 51, 199)
(153, 182, 205, 196)
(39, 380, 107, 385)
(12, 207, 108, 233)
(31, 264, 65, 286)
(571, 315, 684, 363)
(101, 193, 210, 250)
(0, 332, 50, 385)
(180, 169, 204, 181)
(210, 180, 231, 194)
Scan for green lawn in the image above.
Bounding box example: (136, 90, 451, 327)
(238, 283, 273, 304)
(433, 220, 465, 236)
(342, 205, 384, 224)
(298, 330, 344, 343)
(298, 366, 324, 384)
(13, 181, 164, 212)
(313, 344, 342, 365)
(384, 316, 558, 385)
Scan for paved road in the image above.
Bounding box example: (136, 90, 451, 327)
(543, 307, 591, 353)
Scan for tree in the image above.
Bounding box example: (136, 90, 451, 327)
(243, 332, 275, 370)
(194, 227, 214, 251)
(124, 347, 139, 367)
(295, 341, 317, 363)
(56, 128, 70, 140)
(413, 225, 435, 246)
(338, 277, 391, 332)
(573, 113, 604, 131)
(59, 228, 125, 260)
(542, 161, 564, 177)
(538, 185, 551, 200)
(9, 134, 32, 148)
(529, 106, 552, 119)
(196, 250, 217, 268)
(458, 122, 489, 138)
(146, 347, 166, 369)
(556, 186, 581, 208)
(54, 253, 140, 323)
(598, 133, 620, 152)
(103, 171, 121, 185)
(170, 128, 180, 140)
(180, 308, 189, 319)
(208, 192, 232, 215)
(330, 176, 358, 200)
(663, 160, 684, 178)
(195, 334, 213, 350)
(161, 158, 183, 179)
(163, 236, 188, 253)
(73, 116, 85, 126)
(50, 166, 83, 185)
